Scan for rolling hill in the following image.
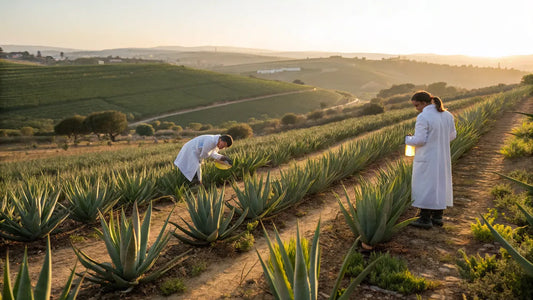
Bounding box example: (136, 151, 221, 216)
(1, 61, 345, 131)
(209, 56, 527, 99)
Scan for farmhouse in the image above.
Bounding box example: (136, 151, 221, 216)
(257, 67, 301, 74)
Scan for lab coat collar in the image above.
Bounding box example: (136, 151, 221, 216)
(422, 104, 436, 112)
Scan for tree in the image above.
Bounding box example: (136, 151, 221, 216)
(377, 83, 415, 98)
(227, 123, 253, 139)
(135, 123, 155, 137)
(521, 74, 533, 85)
(84, 110, 128, 142)
(54, 115, 90, 142)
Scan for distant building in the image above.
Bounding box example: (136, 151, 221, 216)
(98, 60, 105, 65)
(257, 67, 301, 74)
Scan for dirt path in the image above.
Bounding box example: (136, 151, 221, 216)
(129, 89, 317, 127)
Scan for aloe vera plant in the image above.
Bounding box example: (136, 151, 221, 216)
(0, 182, 68, 242)
(229, 172, 285, 220)
(63, 177, 120, 223)
(2, 235, 84, 300)
(112, 168, 158, 206)
(481, 214, 533, 277)
(271, 166, 315, 214)
(337, 160, 415, 247)
(155, 167, 188, 201)
(257, 220, 383, 300)
(171, 185, 248, 246)
(73, 201, 187, 290)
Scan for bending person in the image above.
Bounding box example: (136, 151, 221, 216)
(174, 134, 233, 185)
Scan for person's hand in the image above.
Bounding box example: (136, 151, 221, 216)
(221, 156, 233, 165)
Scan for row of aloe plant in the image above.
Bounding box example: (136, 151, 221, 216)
(1, 86, 527, 245)
(249, 90, 530, 298)
(336, 86, 529, 249)
(0, 87, 529, 296)
(480, 157, 533, 277)
(172, 87, 529, 248)
(0, 90, 491, 191)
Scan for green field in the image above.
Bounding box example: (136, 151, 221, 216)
(158, 89, 344, 126)
(0, 61, 326, 130)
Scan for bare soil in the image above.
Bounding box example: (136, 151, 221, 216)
(1, 98, 531, 300)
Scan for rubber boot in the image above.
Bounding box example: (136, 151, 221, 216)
(410, 209, 433, 229)
(431, 210, 444, 227)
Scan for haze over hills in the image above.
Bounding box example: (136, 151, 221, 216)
(2, 44, 532, 72)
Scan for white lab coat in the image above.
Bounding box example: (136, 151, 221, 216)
(405, 104, 456, 209)
(174, 134, 223, 182)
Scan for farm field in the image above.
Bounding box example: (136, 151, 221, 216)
(1, 61, 340, 130)
(0, 86, 531, 300)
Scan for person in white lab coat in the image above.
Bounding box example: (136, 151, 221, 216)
(405, 91, 456, 229)
(174, 134, 233, 185)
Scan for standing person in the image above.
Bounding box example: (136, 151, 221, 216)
(405, 91, 456, 229)
(174, 134, 233, 185)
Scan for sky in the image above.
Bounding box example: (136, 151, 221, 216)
(2, 0, 533, 58)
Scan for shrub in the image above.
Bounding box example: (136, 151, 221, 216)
(136, 123, 155, 137)
(471, 209, 514, 243)
(188, 122, 202, 130)
(20, 126, 34, 136)
(159, 121, 176, 130)
(281, 113, 299, 125)
(234, 232, 255, 252)
(227, 123, 253, 139)
(360, 102, 384, 116)
(160, 278, 186, 296)
(200, 123, 213, 131)
(346, 251, 436, 294)
(171, 125, 183, 132)
(307, 110, 324, 120)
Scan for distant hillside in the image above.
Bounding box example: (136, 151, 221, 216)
(3, 44, 532, 72)
(1, 61, 337, 131)
(210, 57, 527, 99)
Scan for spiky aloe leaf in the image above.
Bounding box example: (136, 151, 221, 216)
(516, 202, 533, 226)
(2, 249, 15, 300)
(512, 111, 533, 120)
(494, 172, 533, 195)
(481, 214, 533, 277)
(63, 178, 119, 224)
(34, 235, 52, 300)
(2, 236, 84, 300)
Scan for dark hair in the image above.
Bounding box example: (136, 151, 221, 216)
(411, 90, 446, 112)
(220, 134, 233, 147)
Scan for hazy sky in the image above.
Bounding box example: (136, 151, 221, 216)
(2, 0, 532, 57)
